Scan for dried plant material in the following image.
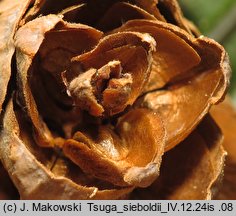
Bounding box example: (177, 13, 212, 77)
(136, 66, 228, 151)
(111, 20, 202, 90)
(15, 15, 104, 147)
(182, 18, 201, 37)
(0, 100, 133, 199)
(63, 109, 165, 187)
(157, 0, 193, 34)
(64, 31, 156, 116)
(211, 97, 236, 199)
(134, 0, 166, 21)
(0, 0, 232, 200)
(96, 2, 157, 31)
(0, 163, 19, 200)
(133, 24, 230, 150)
(0, 0, 31, 112)
(131, 115, 226, 200)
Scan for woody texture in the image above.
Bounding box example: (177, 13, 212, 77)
(0, 0, 235, 200)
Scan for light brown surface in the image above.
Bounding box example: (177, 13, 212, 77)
(0, 0, 232, 200)
(131, 115, 226, 199)
(211, 97, 236, 199)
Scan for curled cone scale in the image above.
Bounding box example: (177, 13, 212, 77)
(211, 97, 236, 200)
(0, 0, 232, 199)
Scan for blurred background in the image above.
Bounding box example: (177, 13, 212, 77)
(179, 0, 236, 105)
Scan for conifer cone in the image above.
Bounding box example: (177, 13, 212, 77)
(0, 0, 232, 199)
